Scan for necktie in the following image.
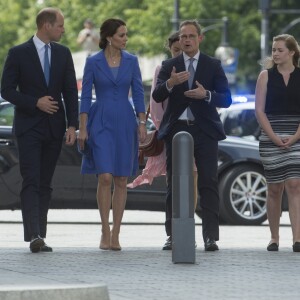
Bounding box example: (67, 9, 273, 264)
(187, 58, 195, 120)
(44, 44, 50, 85)
(188, 57, 195, 89)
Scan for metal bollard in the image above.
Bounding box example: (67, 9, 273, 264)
(172, 131, 195, 264)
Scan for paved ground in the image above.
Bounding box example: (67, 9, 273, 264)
(0, 210, 299, 300)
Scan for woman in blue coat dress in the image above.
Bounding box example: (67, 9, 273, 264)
(78, 19, 146, 251)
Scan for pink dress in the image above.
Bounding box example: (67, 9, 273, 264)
(128, 66, 197, 188)
(127, 66, 167, 188)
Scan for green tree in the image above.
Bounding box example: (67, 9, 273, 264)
(1, 0, 300, 93)
(0, 0, 34, 75)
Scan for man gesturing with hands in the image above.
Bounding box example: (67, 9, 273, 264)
(152, 20, 232, 251)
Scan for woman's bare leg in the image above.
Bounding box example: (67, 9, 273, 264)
(285, 179, 300, 244)
(97, 173, 112, 250)
(111, 176, 128, 250)
(267, 182, 284, 245)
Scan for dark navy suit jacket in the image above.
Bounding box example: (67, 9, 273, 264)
(152, 52, 232, 141)
(1, 37, 78, 138)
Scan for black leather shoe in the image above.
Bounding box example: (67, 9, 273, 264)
(41, 244, 53, 252)
(29, 236, 45, 253)
(162, 236, 172, 250)
(293, 242, 300, 252)
(267, 242, 279, 251)
(204, 238, 219, 251)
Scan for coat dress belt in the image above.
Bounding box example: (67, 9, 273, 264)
(176, 119, 196, 126)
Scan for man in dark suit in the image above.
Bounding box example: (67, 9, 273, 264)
(1, 8, 78, 253)
(152, 20, 232, 251)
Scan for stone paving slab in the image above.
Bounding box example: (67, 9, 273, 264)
(0, 284, 109, 300)
(0, 247, 300, 300)
(0, 216, 300, 300)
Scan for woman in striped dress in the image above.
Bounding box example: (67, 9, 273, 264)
(255, 34, 300, 252)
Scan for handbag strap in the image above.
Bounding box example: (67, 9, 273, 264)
(146, 101, 163, 121)
(145, 105, 150, 121)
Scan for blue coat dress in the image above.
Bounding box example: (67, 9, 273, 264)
(80, 50, 145, 176)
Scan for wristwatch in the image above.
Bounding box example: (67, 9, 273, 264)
(204, 90, 211, 102)
(139, 120, 146, 125)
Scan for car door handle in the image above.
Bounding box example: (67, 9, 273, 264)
(0, 139, 13, 146)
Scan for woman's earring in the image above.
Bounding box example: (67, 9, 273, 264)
(109, 40, 111, 46)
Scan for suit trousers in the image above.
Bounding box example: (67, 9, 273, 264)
(17, 118, 63, 242)
(164, 121, 220, 242)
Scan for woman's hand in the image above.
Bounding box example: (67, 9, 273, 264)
(271, 135, 296, 149)
(279, 135, 299, 149)
(138, 123, 147, 143)
(77, 127, 88, 151)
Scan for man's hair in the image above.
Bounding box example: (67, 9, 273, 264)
(179, 20, 202, 35)
(36, 8, 62, 29)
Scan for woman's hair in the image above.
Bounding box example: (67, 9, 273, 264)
(263, 34, 300, 69)
(165, 31, 180, 50)
(99, 18, 126, 49)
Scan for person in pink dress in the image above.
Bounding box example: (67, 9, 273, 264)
(128, 32, 198, 214)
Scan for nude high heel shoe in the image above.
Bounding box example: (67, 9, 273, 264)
(110, 231, 121, 251)
(99, 228, 110, 250)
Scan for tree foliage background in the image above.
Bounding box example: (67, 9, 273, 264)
(1, 0, 300, 92)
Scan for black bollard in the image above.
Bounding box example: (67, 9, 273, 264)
(172, 131, 195, 264)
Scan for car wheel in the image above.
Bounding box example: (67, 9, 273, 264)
(219, 164, 267, 225)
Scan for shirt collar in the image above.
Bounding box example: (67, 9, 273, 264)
(33, 35, 51, 50)
(183, 51, 200, 63)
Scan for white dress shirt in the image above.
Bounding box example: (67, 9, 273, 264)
(165, 51, 211, 120)
(33, 35, 51, 73)
(178, 52, 200, 120)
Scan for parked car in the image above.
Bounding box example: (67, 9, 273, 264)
(0, 100, 286, 225)
(232, 94, 255, 104)
(219, 101, 260, 140)
(0, 100, 14, 125)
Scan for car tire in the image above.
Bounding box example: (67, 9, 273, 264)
(219, 164, 267, 225)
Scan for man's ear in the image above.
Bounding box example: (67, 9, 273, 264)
(44, 22, 51, 30)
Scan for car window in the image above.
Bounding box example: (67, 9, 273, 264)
(0, 104, 14, 126)
(223, 109, 259, 139)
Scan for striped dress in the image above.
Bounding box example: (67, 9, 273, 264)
(259, 66, 300, 183)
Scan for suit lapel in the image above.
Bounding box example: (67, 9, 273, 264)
(116, 51, 130, 83)
(49, 42, 60, 87)
(175, 54, 186, 72)
(25, 39, 46, 85)
(94, 51, 116, 83)
(175, 54, 189, 90)
(194, 53, 208, 84)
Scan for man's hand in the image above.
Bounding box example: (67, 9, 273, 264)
(36, 96, 59, 114)
(65, 127, 76, 146)
(184, 81, 207, 99)
(167, 66, 189, 89)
